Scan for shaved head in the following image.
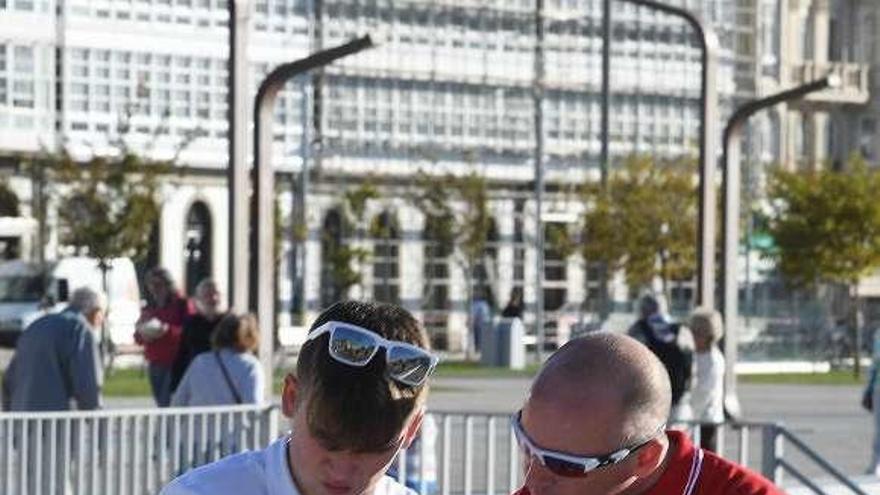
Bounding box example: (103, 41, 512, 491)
(529, 332, 671, 447)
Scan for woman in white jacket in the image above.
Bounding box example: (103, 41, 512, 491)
(690, 307, 725, 452)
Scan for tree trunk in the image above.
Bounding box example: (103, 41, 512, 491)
(98, 259, 114, 371)
(852, 280, 863, 379)
(465, 258, 476, 362)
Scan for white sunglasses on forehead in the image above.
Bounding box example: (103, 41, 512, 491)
(305, 320, 440, 387)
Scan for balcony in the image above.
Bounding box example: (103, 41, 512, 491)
(786, 62, 870, 108)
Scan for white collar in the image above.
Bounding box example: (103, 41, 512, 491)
(267, 435, 301, 495)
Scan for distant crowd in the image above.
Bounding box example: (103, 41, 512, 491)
(2, 266, 263, 412)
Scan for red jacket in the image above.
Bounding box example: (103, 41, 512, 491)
(511, 430, 782, 495)
(646, 430, 782, 495)
(134, 295, 193, 367)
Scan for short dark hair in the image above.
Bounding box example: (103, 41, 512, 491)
(146, 267, 176, 291)
(212, 313, 259, 352)
(296, 300, 431, 452)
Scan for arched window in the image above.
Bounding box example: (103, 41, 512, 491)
(543, 222, 569, 313)
(0, 182, 20, 218)
(371, 211, 399, 304)
(0, 183, 20, 259)
(320, 209, 346, 308)
(472, 217, 498, 305)
(184, 201, 212, 296)
(423, 215, 452, 349)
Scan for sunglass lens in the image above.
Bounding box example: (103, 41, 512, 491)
(386, 345, 433, 386)
(543, 456, 591, 478)
(330, 325, 378, 365)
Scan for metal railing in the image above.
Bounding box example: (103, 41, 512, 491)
(760, 423, 869, 495)
(391, 413, 870, 495)
(0, 407, 867, 495)
(0, 404, 279, 495)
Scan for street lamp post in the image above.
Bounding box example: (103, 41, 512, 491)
(720, 74, 839, 419)
(251, 36, 374, 397)
(228, 0, 250, 312)
(610, 0, 720, 310)
(533, 0, 546, 363)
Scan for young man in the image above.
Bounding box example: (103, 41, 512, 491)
(512, 333, 782, 495)
(161, 300, 439, 495)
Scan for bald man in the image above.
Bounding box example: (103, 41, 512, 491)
(512, 333, 781, 495)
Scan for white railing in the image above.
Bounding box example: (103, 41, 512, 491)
(0, 404, 279, 495)
(0, 407, 865, 495)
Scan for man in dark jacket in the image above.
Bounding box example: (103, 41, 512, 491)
(170, 278, 226, 392)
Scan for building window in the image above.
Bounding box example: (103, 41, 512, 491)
(371, 211, 400, 304)
(184, 201, 213, 295)
(423, 215, 452, 349)
(320, 209, 353, 308)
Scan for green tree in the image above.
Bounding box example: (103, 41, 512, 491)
(409, 170, 492, 357)
(18, 149, 169, 364)
(320, 179, 378, 302)
(22, 150, 168, 263)
(767, 155, 880, 377)
(580, 155, 697, 300)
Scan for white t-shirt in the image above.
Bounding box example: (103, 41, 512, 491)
(161, 435, 417, 495)
(691, 346, 725, 423)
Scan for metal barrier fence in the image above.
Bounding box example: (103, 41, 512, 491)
(0, 404, 279, 495)
(0, 407, 865, 495)
(393, 413, 868, 495)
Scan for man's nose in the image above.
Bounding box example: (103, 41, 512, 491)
(324, 452, 360, 479)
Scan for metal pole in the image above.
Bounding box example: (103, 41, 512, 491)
(619, 0, 720, 310)
(228, 0, 250, 312)
(598, 0, 611, 320)
(533, 0, 546, 363)
(600, 0, 610, 186)
(252, 36, 374, 398)
(295, 80, 312, 323)
(721, 75, 835, 420)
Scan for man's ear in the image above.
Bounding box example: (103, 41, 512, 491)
(401, 407, 426, 450)
(633, 438, 666, 477)
(281, 373, 300, 418)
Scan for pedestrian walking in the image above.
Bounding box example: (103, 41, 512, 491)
(689, 307, 725, 452)
(135, 267, 193, 407)
(2, 287, 106, 411)
(511, 333, 782, 495)
(161, 300, 440, 495)
(172, 313, 263, 406)
(171, 278, 226, 393)
(628, 293, 695, 425)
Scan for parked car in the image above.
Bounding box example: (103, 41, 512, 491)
(0, 257, 141, 351)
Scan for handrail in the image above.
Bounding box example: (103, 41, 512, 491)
(777, 426, 869, 495)
(0, 403, 277, 420)
(778, 459, 831, 495)
(0, 409, 868, 495)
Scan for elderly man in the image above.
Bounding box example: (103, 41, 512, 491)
(170, 278, 226, 392)
(2, 287, 106, 411)
(512, 333, 781, 495)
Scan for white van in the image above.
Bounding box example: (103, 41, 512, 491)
(0, 257, 141, 351)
